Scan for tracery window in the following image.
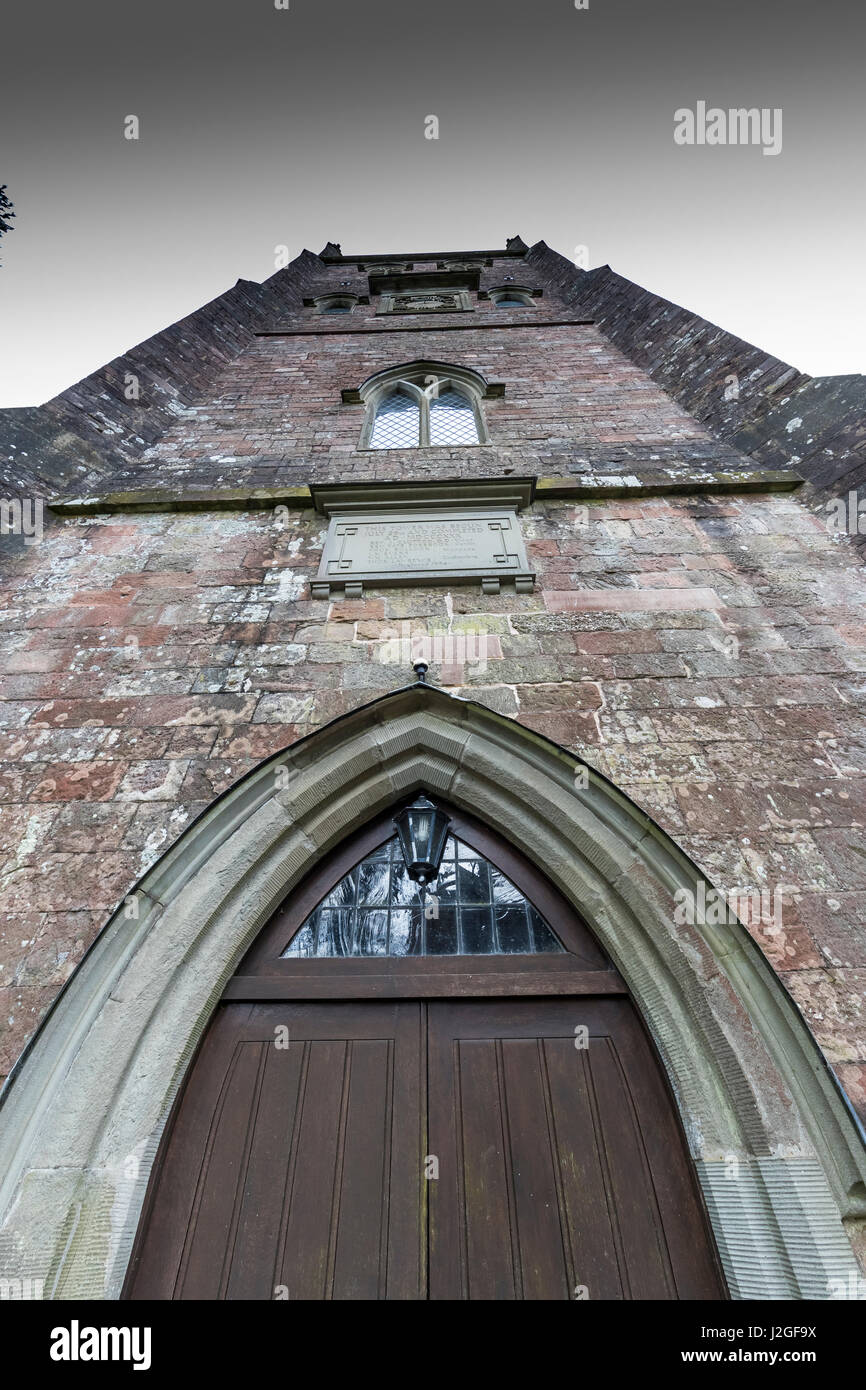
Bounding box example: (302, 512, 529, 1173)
(282, 833, 564, 958)
(360, 363, 488, 449)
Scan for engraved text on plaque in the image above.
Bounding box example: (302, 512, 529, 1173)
(311, 507, 535, 599)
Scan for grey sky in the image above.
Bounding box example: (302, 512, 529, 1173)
(0, 0, 863, 406)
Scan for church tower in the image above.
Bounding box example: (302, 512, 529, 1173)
(1, 237, 865, 1301)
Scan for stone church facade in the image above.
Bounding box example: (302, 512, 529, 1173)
(0, 236, 865, 1300)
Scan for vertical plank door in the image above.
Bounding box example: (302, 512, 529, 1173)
(426, 998, 724, 1300)
(124, 1001, 426, 1300)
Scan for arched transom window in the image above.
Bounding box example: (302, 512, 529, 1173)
(282, 832, 564, 958)
(361, 363, 488, 449)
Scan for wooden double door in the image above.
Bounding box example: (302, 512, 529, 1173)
(124, 807, 724, 1301)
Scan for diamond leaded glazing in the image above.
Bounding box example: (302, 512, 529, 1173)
(428, 388, 479, 445)
(369, 389, 421, 449)
(282, 834, 564, 957)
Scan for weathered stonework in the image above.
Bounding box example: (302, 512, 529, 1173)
(1, 238, 866, 1295)
(2, 488, 866, 1111)
(1, 689, 863, 1300)
(534, 244, 866, 550)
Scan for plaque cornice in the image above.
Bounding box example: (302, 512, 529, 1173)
(309, 477, 536, 516)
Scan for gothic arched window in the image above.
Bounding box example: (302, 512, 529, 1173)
(368, 386, 421, 448)
(282, 831, 564, 958)
(490, 287, 534, 308)
(314, 293, 357, 313)
(428, 387, 479, 445)
(360, 363, 488, 450)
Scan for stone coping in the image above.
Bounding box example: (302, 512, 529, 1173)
(47, 470, 803, 517)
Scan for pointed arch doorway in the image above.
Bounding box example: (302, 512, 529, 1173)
(3, 684, 864, 1301)
(123, 800, 725, 1301)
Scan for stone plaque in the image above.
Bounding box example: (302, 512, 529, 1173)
(378, 290, 472, 315)
(311, 507, 535, 599)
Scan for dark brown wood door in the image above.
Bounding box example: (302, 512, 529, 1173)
(125, 995, 723, 1301)
(124, 804, 724, 1301)
(427, 998, 722, 1300)
(125, 1001, 426, 1300)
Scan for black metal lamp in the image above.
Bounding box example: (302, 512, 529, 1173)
(394, 794, 451, 886)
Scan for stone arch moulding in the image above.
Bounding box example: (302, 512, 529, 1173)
(1, 683, 865, 1301)
(481, 283, 539, 307)
(355, 357, 504, 400)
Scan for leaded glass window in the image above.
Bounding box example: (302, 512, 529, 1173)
(361, 366, 487, 450)
(282, 834, 564, 958)
(428, 388, 480, 446)
(369, 390, 421, 449)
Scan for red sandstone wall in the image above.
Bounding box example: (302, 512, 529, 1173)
(99, 252, 749, 498)
(1, 490, 865, 1120)
(1, 245, 864, 1123)
(532, 242, 866, 551)
(124, 321, 712, 491)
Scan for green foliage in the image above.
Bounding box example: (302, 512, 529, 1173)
(0, 186, 15, 264)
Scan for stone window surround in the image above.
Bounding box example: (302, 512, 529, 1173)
(354, 361, 492, 451)
(303, 292, 370, 314)
(480, 283, 541, 308)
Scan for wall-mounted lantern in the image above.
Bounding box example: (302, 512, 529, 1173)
(394, 794, 451, 886)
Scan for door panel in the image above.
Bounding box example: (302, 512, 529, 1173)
(124, 1001, 426, 1300)
(427, 999, 723, 1301)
